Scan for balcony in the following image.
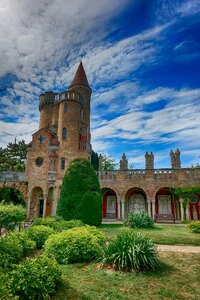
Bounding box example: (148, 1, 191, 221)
(48, 171, 57, 183)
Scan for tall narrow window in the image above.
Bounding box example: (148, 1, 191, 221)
(62, 127, 67, 140)
(64, 103, 68, 112)
(60, 158, 65, 170)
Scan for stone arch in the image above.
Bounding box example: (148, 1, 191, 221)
(189, 194, 200, 220)
(125, 187, 147, 216)
(29, 186, 44, 220)
(155, 187, 177, 222)
(0, 186, 26, 207)
(0, 182, 28, 204)
(102, 188, 118, 219)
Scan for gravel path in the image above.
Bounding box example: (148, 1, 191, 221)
(157, 245, 200, 253)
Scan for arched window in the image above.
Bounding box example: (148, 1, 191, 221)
(60, 158, 65, 170)
(62, 127, 67, 140)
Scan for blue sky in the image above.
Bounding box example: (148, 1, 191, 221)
(0, 0, 200, 169)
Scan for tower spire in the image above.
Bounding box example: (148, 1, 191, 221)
(69, 61, 90, 88)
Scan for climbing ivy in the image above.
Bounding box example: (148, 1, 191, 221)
(170, 187, 200, 208)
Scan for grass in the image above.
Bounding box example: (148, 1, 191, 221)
(52, 252, 200, 299)
(100, 224, 200, 246)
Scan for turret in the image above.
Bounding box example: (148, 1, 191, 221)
(39, 91, 55, 128)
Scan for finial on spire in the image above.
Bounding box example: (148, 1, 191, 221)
(69, 61, 90, 88)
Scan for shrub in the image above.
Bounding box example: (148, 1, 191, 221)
(56, 158, 102, 226)
(26, 225, 54, 248)
(0, 203, 26, 235)
(44, 226, 105, 264)
(188, 221, 200, 233)
(5, 255, 61, 300)
(0, 233, 23, 268)
(31, 217, 84, 232)
(124, 211, 154, 228)
(103, 231, 161, 272)
(8, 231, 36, 256)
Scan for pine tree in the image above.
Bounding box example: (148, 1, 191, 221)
(91, 150, 99, 170)
(56, 158, 102, 226)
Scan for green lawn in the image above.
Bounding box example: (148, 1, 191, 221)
(100, 224, 200, 246)
(52, 252, 200, 300)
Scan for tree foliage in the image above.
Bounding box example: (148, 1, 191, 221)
(0, 203, 26, 235)
(91, 150, 99, 171)
(170, 187, 200, 207)
(0, 188, 25, 206)
(100, 153, 117, 171)
(56, 158, 102, 226)
(0, 140, 27, 171)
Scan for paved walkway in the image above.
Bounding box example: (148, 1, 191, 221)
(157, 245, 200, 253)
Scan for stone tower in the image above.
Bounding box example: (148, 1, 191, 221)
(26, 62, 92, 219)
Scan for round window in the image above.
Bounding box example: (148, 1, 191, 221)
(35, 157, 43, 166)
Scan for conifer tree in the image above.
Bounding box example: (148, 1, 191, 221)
(56, 158, 102, 226)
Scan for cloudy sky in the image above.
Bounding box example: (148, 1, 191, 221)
(0, 0, 200, 169)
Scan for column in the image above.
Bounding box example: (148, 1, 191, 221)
(180, 198, 184, 221)
(185, 203, 190, 221)
(43, 195, 47, 218)
(152, 200, 156, 220)
(147, 200, 151, 218)
(117, 201, 121, 219)
(121, 200, 125, 220)
(26, 195, 31, 219)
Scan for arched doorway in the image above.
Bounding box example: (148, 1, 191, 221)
(155, 188, 175, 222)
(30, 187, 44, 219)
(189, 194, 200, 220)
(125, 188, 147, 216)
(46, 187, 53, 217)
(102, 188, 118, 219)
(0, 187, 25, 206)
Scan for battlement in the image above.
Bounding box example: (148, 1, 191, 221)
(55, 91, 83, 105)
(39, 91, 55, 111)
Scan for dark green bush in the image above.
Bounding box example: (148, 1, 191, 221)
(0, 233, 23, 268)
(188, 221, 200, 233)
(26, 225, 54, 248)
(5, 255, 62, 300)
(103, 231, 161, 272)
(124, 211, 154, 228)
(31, 217, 84, 232)
(56, 158, 102, 226)
(44, 226, 105, 264)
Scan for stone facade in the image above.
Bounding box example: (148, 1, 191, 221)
(0, 63, 199, 222)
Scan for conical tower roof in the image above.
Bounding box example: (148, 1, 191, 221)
(69, 61, 90, 88)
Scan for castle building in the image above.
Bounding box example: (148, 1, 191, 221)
(0, 62, 199, 222)
(25, 62, 92, 219)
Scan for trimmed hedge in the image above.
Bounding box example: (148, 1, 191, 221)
(26, 225, 54, 248)
(0, 231, 36, 269)
(44, 226, 105, 264)
(4, 255, 61, 300)
(31, 217, 84, 232)
(188, 221, 200, 233)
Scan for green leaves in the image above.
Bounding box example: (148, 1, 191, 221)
(44, 226, 105, 264)
(103, 231, 161, 272)
(0, 203, 26, 234)
(26, 225, 54, 248)
(57, 158, 102, 226)
(124, 211, 154, 229)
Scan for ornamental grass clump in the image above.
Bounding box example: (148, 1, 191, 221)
(124, 211, 154, 228)
(44, 226, 105, 264)
(103, 231, 161, 272)
(188, 221, 200, 233)
(26, 225, 54, 248)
